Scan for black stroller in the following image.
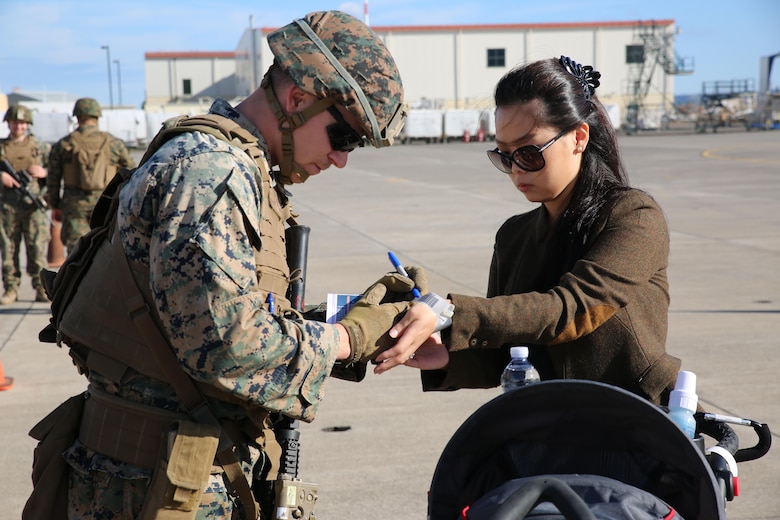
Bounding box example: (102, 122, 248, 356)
(428, 380, 771, 520)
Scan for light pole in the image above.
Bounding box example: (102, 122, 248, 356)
(100, 45, 113, 108)
(113, 59, 122, 106)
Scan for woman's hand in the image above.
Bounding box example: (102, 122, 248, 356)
(403, 338, 450, 371)
(373, 302, 439, 374)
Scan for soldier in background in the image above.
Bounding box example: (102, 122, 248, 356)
(46, 97, 134, 253)
(0, 104, 50, 304)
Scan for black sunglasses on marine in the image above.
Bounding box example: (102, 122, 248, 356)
(487, 128, 567, 173)
(326, 105, 365, 152)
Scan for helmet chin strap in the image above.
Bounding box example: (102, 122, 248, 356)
(262, 75, 333, 184)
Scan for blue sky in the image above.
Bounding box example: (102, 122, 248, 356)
(1, 0, 777, 108)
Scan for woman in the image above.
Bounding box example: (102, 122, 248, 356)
(377, 56, 681, 405)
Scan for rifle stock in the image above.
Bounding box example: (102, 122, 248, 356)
(285, 224, 311, 313)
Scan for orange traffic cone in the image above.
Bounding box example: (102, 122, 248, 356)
(0, 359, 13, 391)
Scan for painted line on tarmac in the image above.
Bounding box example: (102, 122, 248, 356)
(702, 145, 780, 165)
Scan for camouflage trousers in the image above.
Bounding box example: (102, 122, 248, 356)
(65, 440, 265, 519)
(61, 188, 102, 253)
(0, 199, 50, 291)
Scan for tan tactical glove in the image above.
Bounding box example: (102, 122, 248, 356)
(371, 265, 429, 303)
(339, 282, 412, 365)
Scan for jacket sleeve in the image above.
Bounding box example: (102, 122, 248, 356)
(46, 140, 64, 208)
(110, 136, 136, 169)
(421, 347, 508, 390)
(446, 191, 669, 352)
(119, 138, 340, 422)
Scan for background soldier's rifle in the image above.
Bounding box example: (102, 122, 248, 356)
(0, 158, 52, 225)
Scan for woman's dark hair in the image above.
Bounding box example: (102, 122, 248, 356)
(494, 57, 630, 289)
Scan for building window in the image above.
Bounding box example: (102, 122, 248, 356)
(626, 45, 645, 64)
(183, 79, 192, 95)
(487, 49, 505, 68)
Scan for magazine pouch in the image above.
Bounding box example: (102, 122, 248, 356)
(138, 420, 221, 519)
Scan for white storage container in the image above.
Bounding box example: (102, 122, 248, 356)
(400, 109, 444, 143)
(443, 109, 481, 141)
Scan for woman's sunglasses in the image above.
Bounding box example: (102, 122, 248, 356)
(486, 129, 567, 173)
(326, 105, 365, 152)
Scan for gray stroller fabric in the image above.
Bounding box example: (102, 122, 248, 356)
(465, 474, 683, 519)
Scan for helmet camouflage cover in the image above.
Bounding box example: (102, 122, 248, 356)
(267, 10, 406, 147)
(4, 104, 34, 124)
(72, 97, 102, 118)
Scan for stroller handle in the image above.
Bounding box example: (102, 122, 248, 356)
(696, 412, 772, 463)
(735, 421, 772, 463)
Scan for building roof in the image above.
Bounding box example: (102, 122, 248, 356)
(7, 90, 78, 104)
(145, 51, 236, 59)
(260, 19, 675, 34)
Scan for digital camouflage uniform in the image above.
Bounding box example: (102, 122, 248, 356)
(0, 133, 50, 298)
(47, 110, 134, 252)
(63, 99, 343, 518)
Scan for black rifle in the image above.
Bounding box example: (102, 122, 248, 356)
(0, 158, 52, 224)
(276, 224, 311, 477)
(256, 224, 317, 519)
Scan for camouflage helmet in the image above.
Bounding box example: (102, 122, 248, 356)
(267, 10, 406, 148)
(4, 104, 34, 124)
(72, 97, 102, 118)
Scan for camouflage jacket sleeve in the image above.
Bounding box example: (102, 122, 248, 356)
(37, 140, 52, 169)
(46, 139, 65, 208)
(118, 132, 340, 422)
(110, 134, 135, 168)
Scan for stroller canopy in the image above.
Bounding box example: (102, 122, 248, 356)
(428, 380, 726, 520)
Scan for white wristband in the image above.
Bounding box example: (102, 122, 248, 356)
(415, 292, 454, 332)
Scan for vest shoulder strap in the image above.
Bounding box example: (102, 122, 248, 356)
(139, 114, 265, 168)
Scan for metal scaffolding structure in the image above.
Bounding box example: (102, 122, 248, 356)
(623, 23, 694, 133)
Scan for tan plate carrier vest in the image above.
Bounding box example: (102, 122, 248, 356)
(60, 129, 118, 191)
(0, 135, 40, 174)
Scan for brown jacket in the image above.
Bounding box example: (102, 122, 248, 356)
(422, 189, 680, 405)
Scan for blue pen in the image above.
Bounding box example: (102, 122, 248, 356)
(266, 292, 275, 313)
(388, 251, 421, 298)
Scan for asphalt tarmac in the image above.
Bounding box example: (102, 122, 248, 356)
(1, 127, 778, 519)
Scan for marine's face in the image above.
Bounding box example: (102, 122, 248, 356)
(289, 104, 363, 183)
(8, 119, 29, 139)
(494, 102, 584, 220)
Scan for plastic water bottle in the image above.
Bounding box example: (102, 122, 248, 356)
(668, 370, 698, 439)
(500, 346, 540, 392)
